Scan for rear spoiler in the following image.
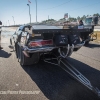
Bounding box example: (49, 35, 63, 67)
(32, 29, 91, 35)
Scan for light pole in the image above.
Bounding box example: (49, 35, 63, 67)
(8, 20, 10, 26)
(12, 16, 15, 25)
(35, 0, 37, 23)
(48, 15, 49, 20)
(27, 4, 31, 24)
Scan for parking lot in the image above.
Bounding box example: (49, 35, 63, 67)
(0, 27, 100, 100)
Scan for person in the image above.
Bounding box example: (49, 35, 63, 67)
(0, 21, 3, 49)
(79, 20, 84, 26)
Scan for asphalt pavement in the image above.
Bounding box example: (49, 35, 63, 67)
(0, 28, 100, 100)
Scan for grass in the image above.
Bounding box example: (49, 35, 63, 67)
(92, 31, 100, 43)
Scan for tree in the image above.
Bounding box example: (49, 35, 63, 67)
(69, 17, 77, 22)
(59, 18, 66, 21)
(93, 13, 100, 16)
(86, 15, 89, 17)
(81, 15, 86, 20)
(77, 16, 81, 21)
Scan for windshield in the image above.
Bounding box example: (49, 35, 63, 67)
(85, 18, 92, 25)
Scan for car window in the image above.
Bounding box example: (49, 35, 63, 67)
(19, 26, 24, 31)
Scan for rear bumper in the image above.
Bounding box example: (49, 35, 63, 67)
(23, 46, 56, 53)
(22, 42, 85, 53)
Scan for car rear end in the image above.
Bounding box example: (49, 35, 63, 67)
(21, 25, 90, 57)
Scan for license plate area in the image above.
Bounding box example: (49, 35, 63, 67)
(53, 34, 68, 46)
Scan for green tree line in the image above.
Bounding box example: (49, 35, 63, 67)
(42, 13, 100, 23)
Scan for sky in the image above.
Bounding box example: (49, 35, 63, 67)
(0, 0, 100, 25)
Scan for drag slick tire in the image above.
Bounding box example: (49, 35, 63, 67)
(84, 41, 89, 45)
(18, 46, 40, 66)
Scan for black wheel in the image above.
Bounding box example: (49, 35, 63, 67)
(13, 42, 15, 51)
(10, 39, 12, 45)
(15, 43, 18, 58)
(9, 39, 15, 50)
(73, 48, 80, 51)
(19, 47, 40, 66)
(85, 41, 89, 45)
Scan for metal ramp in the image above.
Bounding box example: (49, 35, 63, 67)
(43, 55, 100, 97)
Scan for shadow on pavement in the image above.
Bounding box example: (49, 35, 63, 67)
(84, 43, 100, 48)
(0, 49, 11, 58)
(21, 58, 100, 100)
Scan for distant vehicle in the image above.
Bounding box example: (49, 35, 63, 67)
(84, 16, 100, 25)
(10, 25, 92, 66)
(82, 16, 100, 44)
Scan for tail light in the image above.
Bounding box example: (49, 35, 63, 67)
(28, 40, 53, 47)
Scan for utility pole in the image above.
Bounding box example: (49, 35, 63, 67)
(12, 16, 15, 25)
(48, 15, 49, 20)
(35, 0, 37, 23)
(27, 4, 31, 24)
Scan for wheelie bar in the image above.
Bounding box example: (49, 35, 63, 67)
(44, 56, 100, 97)
(58, 58, 100, 97)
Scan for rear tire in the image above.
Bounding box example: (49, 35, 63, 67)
(85, 41, 89, 45)
(20, 47, 40, 66)
(73, 48, 80, 51)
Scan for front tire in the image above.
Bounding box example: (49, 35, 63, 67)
(10, 38, 12, 45)
(15, 43, 18, 58)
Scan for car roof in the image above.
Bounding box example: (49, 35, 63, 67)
(32, 25, 62, 29)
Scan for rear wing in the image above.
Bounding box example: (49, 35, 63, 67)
(32, 29, 91, 35)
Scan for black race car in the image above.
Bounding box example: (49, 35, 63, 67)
(10, 25, 91, 66)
